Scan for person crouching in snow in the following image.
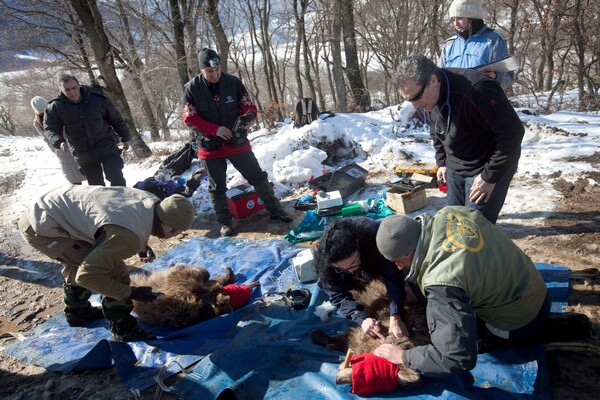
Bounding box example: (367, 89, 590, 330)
(18, 185, 196, 342)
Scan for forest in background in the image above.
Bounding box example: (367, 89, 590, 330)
(0, 0, 598, 158)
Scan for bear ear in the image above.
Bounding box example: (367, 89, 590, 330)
(214, 293, 233, 315)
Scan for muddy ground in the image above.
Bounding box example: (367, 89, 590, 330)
(0, 157, 599, 400)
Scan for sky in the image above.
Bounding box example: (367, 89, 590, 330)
(2, 98, 599, 257)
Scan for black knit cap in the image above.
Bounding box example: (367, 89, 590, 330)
(199, 48, 220, 69)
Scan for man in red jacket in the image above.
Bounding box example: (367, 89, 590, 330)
(183, 48, 291, 237)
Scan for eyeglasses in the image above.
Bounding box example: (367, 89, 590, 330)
(404, 83, 427, 102)
(332, 252, 361, 274)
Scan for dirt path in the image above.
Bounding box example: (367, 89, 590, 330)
(1, 161, 599, 400)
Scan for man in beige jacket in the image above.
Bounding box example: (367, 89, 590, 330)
(19, 185, 196, 342)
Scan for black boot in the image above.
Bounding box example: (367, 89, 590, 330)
(252, 179, 293, 222)
(103, 297, 156, 342)
(210, 192, 234, 236)
(63, 284, 104, 327)
(109, 316, 156, 342)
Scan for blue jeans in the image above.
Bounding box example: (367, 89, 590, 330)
(445, 162, 518, 224)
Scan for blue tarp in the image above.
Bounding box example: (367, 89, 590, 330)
(2, 236, 568, 399)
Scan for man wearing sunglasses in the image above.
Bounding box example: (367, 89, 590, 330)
(183, 48, 292, 237)
(393, 54, 524, 224)
(313, 217, 410, 339)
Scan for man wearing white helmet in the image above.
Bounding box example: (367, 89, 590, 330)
(438, 0, 514, 89)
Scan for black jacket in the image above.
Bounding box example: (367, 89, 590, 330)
(315, 217, 406, 325)
(427, 68, 524, 183)
(44, 86, 131, 164)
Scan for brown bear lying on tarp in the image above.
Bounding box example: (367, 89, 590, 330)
(130, 264, 259, 329)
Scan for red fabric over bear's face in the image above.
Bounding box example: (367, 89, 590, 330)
(221, 284, 252, 310)
(351, 353, 400, 395)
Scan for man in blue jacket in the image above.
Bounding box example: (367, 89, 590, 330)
(45, 74, 130, 186)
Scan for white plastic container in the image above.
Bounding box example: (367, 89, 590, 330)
(292, 248, 318, 283)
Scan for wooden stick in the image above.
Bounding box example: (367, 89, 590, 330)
(342, 348, 354, 369)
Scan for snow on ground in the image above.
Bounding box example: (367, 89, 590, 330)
(1, 102, 599, 258)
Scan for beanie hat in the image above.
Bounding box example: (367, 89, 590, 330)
(376, 215, 421, 260)
(448, 0, 485, 19)
(199, 48, 221, 69)
(156, 194, 196, 231)
(31, 96, 48, 114)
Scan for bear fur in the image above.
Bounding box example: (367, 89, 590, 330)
(130, 264, 255, 329)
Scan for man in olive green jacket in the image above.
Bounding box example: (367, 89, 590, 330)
(19, 185, 196, 342)
(373, 206, 549, 377)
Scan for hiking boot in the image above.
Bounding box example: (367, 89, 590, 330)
(220, 224, 234, 237)
(269, 208, 293, 223)
(108, 316, 156, 342)
(65, 307, 105, 327)
(112, 326, 157, 342)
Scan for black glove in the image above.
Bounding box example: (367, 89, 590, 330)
(138, 245, 156, 262)
(129, 286, 157, 302)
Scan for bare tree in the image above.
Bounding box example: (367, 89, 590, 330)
(341, 0, 370, 111)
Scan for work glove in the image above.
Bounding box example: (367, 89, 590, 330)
(138, 245, 156, 263)
(129, 286, 158, 302)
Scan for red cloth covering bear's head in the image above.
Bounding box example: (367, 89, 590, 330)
(351, 353, 399, 395)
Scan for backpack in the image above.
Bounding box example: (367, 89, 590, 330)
(294, 98, 320, 128)
(134, 178, 178, 200)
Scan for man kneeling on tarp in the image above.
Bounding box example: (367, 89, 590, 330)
(18, 185, 196, 342)
(372, 205, 551, 376)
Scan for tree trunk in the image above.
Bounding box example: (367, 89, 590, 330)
(340, 0, 370, 111)
(206, 0, 230, 73)
(293, 0, 304, 99)
(330, 0, 347, 112)
(69, 0, 151, 158)
(115, 0, 160, 141)
(169, 0, 190, 88)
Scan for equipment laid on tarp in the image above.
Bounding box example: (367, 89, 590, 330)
(291, 248, 317, 283)
(309, 163, 368, 199)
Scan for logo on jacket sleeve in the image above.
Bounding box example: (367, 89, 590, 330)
(225, 96, 235, 104)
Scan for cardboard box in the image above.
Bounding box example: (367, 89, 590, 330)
(385, 188, 426, 214)
(226, 184, 264, 218)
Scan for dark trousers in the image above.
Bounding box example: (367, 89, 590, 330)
(203, 150, 268, 194)
(80, 151, 126, 187)
(445, 162, 518, 224)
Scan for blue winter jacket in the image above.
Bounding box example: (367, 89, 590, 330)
(439, 24, 514, 89)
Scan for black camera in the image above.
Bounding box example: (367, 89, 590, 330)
(228, 112, 256, 147)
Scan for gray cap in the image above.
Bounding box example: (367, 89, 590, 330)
(156, 194, 196, 231)
(376, 215, 421, 260)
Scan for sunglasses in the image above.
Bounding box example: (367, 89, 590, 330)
(405, 82, 427, 102)
(332, 253, 361, 274)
